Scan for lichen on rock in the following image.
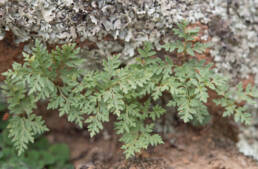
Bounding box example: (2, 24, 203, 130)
(0, 0, 214, 62)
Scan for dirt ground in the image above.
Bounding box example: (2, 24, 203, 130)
(43, 110, 258, 169)
(0, 32, 26, 81)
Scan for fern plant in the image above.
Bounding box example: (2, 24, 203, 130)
(1, 21, 258, 159)
(0, 129, 73, 169)
(162, 20, 210, 58)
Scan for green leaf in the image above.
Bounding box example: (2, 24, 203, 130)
(161, 42, 177, 52)
(0, 102, 6, 112)
(186, 27, 200, 34)
(193, 42, 210, 54)
(223, 105, 236, 117)
(138, 42, 156, 58)
(7, 115, 49, 155)
(186, 47, 195, 56)
(85, 116, 103, 137)
(120, 123, 163, 159)
(150, 105, 166, 120)
(103, 55, 121, 74)
(177, 41, 184, 53)
(234, 107, 251, 125)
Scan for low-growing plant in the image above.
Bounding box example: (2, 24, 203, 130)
(0, 116, 73, 169)
(0, 102, 6, 113)
(1, 21, 258, 159)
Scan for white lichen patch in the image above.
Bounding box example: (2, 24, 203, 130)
(209, 0, 258, 82)
(0, 0, 215, 62)
(237, 109, 258, 161)
(0, 0, 256, 80)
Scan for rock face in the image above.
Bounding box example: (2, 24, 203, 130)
(0, 0, 257, 80)
(0, 0, 258, 160)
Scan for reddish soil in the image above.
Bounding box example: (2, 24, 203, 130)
(0, 32, 26, 81)
(46, 121, 258, 169)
